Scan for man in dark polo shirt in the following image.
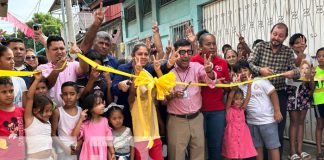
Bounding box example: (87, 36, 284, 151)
(80, 3, 118, 72)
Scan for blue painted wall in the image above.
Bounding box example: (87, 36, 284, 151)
(122, 0, 214, 56)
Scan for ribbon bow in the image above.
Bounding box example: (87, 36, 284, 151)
(104, 102, 124, 113)
(133, 70, 176, 148)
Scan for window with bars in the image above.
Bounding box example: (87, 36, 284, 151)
(169, 20, 191, 44)
(125, 4, 136, 23)
(126, 40, 137, 58)
(142, 0, 152, 15)
(160, 0, 176, 6)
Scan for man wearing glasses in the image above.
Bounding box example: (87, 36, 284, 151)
(166, 39, 216, 160)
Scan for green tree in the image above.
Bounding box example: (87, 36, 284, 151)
(27, 13, 62, 36)
(12, 13, 62, 56)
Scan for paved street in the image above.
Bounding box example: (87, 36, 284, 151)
(283, 139, 316, 159)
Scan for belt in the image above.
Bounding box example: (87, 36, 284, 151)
(169, 111, 200, 119)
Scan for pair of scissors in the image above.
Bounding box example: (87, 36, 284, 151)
(182, 81, 192, 91)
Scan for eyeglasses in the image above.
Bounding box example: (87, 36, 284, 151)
(25, 55, 36, 61)
(179, 50, 194, 56)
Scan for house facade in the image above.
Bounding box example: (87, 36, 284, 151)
(121, 0, 324, 144)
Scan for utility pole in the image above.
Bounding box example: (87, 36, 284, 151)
(65, 0, 76, 44)
(14, 27, 17, 38)
(60, 0, 68, 46)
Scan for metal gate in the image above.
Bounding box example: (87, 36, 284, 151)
(202, 0, 324, 143)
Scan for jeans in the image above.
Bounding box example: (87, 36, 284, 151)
(277, 90, 288, 158)
(203, 110, 226, 160)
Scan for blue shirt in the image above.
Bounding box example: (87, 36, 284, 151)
(103, 54, 119, 69)
(87, 49, 119, 80)
(15, 63, 33, 88)
(111, 61, 172, 128)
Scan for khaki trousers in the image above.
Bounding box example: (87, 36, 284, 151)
(167, 112, 205, 160)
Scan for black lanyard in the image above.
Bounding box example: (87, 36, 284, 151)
(175, 67, 190, 82)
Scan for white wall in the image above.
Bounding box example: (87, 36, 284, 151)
(202, 0, 324, 57)
(202, 0, 324, 144)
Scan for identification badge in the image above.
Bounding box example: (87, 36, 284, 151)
(183, 90, 188, 98)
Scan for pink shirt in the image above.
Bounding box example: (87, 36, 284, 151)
(167, 62, 216, 115)
(37, 62, 80, 107)
(79, 117, 113, 160)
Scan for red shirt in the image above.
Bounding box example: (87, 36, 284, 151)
(0, 107, 25, 160)
(191, 53, 230, 111)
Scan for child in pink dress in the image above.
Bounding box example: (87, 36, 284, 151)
(71, 94, 116, 160)
(222, 81, 257, 159)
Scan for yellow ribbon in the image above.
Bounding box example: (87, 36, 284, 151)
(77, 53, 137, 78)
(0, 70, 41, 76)
(134, 70, 176, 148)
(315, 76, 324, 81)
(0, 60, 67, 77)
(175, 73, 283, 87)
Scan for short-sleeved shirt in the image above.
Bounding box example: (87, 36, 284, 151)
(112, 127, 133, 154)
(79, 117, 112, 160)
(314, 66, 324, 105)
(248, 41, 299, 90)
(0, 107, 25, 160)
(37, 62, 80, 107)
(76, 77, 108, 106)
(11, 77, 27, 107)
(86, 50, 119, 80)
(239, 79, 276, 125)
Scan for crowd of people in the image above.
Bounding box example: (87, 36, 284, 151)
(0, 5, 324, 160)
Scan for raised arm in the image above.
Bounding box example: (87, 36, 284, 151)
(152, 55, 163, 77)
(241, 75, 252, 110)
(103, 71, 113, 104)
(225, 88, 235, 112)
(186, 23, 198, 54)
(242, 84, 251, 110)
(24, 72, 42, 127)
(80, 68, 100, 98)
(70, 42, 89, 76)
(203, 54, 216, 80)
(34, 30, 47, 48)
(152, 22, 164, 60)
(238, 35, 252, 59)
(163, 40, 172, 60)
(80, 2, 104, 53)
(167, 47, 180, 69)
(46, 57, 67, 89)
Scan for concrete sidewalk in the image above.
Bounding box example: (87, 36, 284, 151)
(283, 139, 317, 159)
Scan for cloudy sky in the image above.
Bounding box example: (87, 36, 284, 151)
(0, 0, 55, 34)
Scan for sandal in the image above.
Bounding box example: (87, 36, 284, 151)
(289, 154, 301, 160)
(300, 152, 311, 160)
(317, 152, 324, 160)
